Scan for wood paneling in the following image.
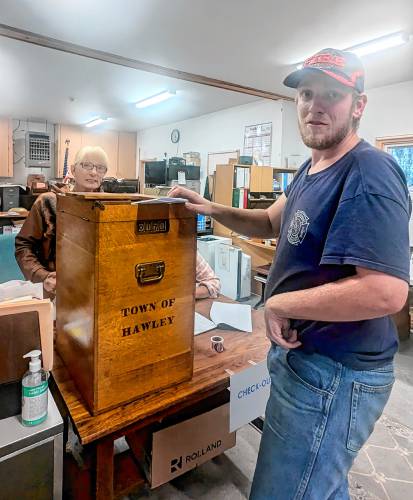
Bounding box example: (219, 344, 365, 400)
(249, 165, 261, 192)
(117, 132, 137, 178)
(213, 164, 235, 237)
(260, 166, 274, 191)
(0, 118, 13, 178)
(249, 165, 273, 192)
(55, 125, 137, 179)
(82, 130, 119, 177)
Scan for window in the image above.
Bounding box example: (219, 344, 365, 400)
(376, 135, 413, 186)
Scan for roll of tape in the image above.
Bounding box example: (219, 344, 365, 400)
(211, 335, 224, 353)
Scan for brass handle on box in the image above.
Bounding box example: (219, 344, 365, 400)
(135, 261, 165, 285)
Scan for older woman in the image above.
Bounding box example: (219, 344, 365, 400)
(15, 146, 109, 298)
(195, 252, 220, 299)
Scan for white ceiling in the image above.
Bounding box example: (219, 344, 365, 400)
(0, 0, 412, 131)
(0, 36, 260, 131)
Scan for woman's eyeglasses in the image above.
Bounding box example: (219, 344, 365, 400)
(79, 162, 107, 174)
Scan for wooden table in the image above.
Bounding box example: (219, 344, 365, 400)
(51, 297, 269, 499)
(0, 211, 28, 229)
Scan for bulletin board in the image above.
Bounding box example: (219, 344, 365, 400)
(207, 150, 239, 176)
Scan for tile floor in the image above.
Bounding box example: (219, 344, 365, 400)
(125, 322, 413, 500)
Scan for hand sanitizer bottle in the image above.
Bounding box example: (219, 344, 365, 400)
(21, 350, 48, 426)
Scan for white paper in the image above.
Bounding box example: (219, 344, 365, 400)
(177, 171, 186, 185)
(235, 168, 245, 188)
(244, 168, 250, 188)
(0, 280, 43, 302)
(230, 360, 271, 432)
(210, 302, 252, 333)
(132, 197, 187, 205)
(194, 312, 216, 335)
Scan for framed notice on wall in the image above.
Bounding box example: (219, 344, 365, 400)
(243, 122, 272, 165)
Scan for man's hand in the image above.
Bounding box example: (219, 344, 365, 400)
(44, 272, 56, 293)
(168, 186, 213, 215)
(264, 300, 301, 349)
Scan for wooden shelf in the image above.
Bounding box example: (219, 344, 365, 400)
(248, 198, 275, 202)
(234, 164, 298, 173)
(0, 212, 28, 218)
(272, 167, 298, 173)
(249, 194, 281, 201)
(243, 239, 277, 252)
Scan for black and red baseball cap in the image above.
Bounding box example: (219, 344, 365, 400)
(284, 48, 365, 93)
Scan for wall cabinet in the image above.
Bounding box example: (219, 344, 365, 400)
(55, 125, 137, 179)
(117, 131, 137, 179)
(249, 165, 273, 192)
(0, 118, 13, 178)
(213, 164, 276, 236)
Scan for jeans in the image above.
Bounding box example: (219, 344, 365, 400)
(249, 346, 394, 500)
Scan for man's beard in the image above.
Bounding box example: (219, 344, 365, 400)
(299, 113, 353, 150)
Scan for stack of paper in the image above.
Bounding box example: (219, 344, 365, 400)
(194, 302, 252, 335)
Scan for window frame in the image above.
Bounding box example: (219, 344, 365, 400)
(376, 135, 413, 149)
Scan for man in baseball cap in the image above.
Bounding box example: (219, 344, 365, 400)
(168, 47, 410, 499)
(248, 48, 410, 499)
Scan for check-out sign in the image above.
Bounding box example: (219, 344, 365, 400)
(229, 360, 271, 432)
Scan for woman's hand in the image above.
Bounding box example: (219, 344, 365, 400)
(44, 272, 56, 293)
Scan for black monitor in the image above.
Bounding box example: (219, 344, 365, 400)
(102, 178, 139, 193)
(145, 160, 166, 185)
(167, 164, 200, 181)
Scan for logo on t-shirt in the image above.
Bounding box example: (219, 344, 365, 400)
(287, 210, 310, 246)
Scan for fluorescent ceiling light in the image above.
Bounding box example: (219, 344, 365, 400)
(293, 31, 410, 68)
(85, 117, 108, 128)
(136, 90, 176, 108)
(349, 32, 410, 57)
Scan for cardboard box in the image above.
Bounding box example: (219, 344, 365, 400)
(143, 404, 236, 488)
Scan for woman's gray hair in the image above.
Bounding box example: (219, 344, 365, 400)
(73, 146, 109, 167)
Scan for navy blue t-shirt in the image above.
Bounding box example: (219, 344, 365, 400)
(265, 140, 410, 369)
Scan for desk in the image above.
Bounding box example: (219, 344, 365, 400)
(0, 211, 28, 229)
(253, 263, 271, 309)
(0, 212, 27, 218)
(52, 297, 269, 499)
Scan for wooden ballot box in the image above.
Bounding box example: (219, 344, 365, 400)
(55, 193, 196, 415)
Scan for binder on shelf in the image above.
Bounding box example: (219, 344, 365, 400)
(278, 173, 294, 191)
(232, 188, 240, 208)
(239, 188, 244, 208)
(237, 188, 248, 208)
(243, 188, 248, 208)
(234, 166, 250, 189)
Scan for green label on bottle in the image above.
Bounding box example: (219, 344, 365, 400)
(22, 414, 47, 426)
(22, 381, 48, 397)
